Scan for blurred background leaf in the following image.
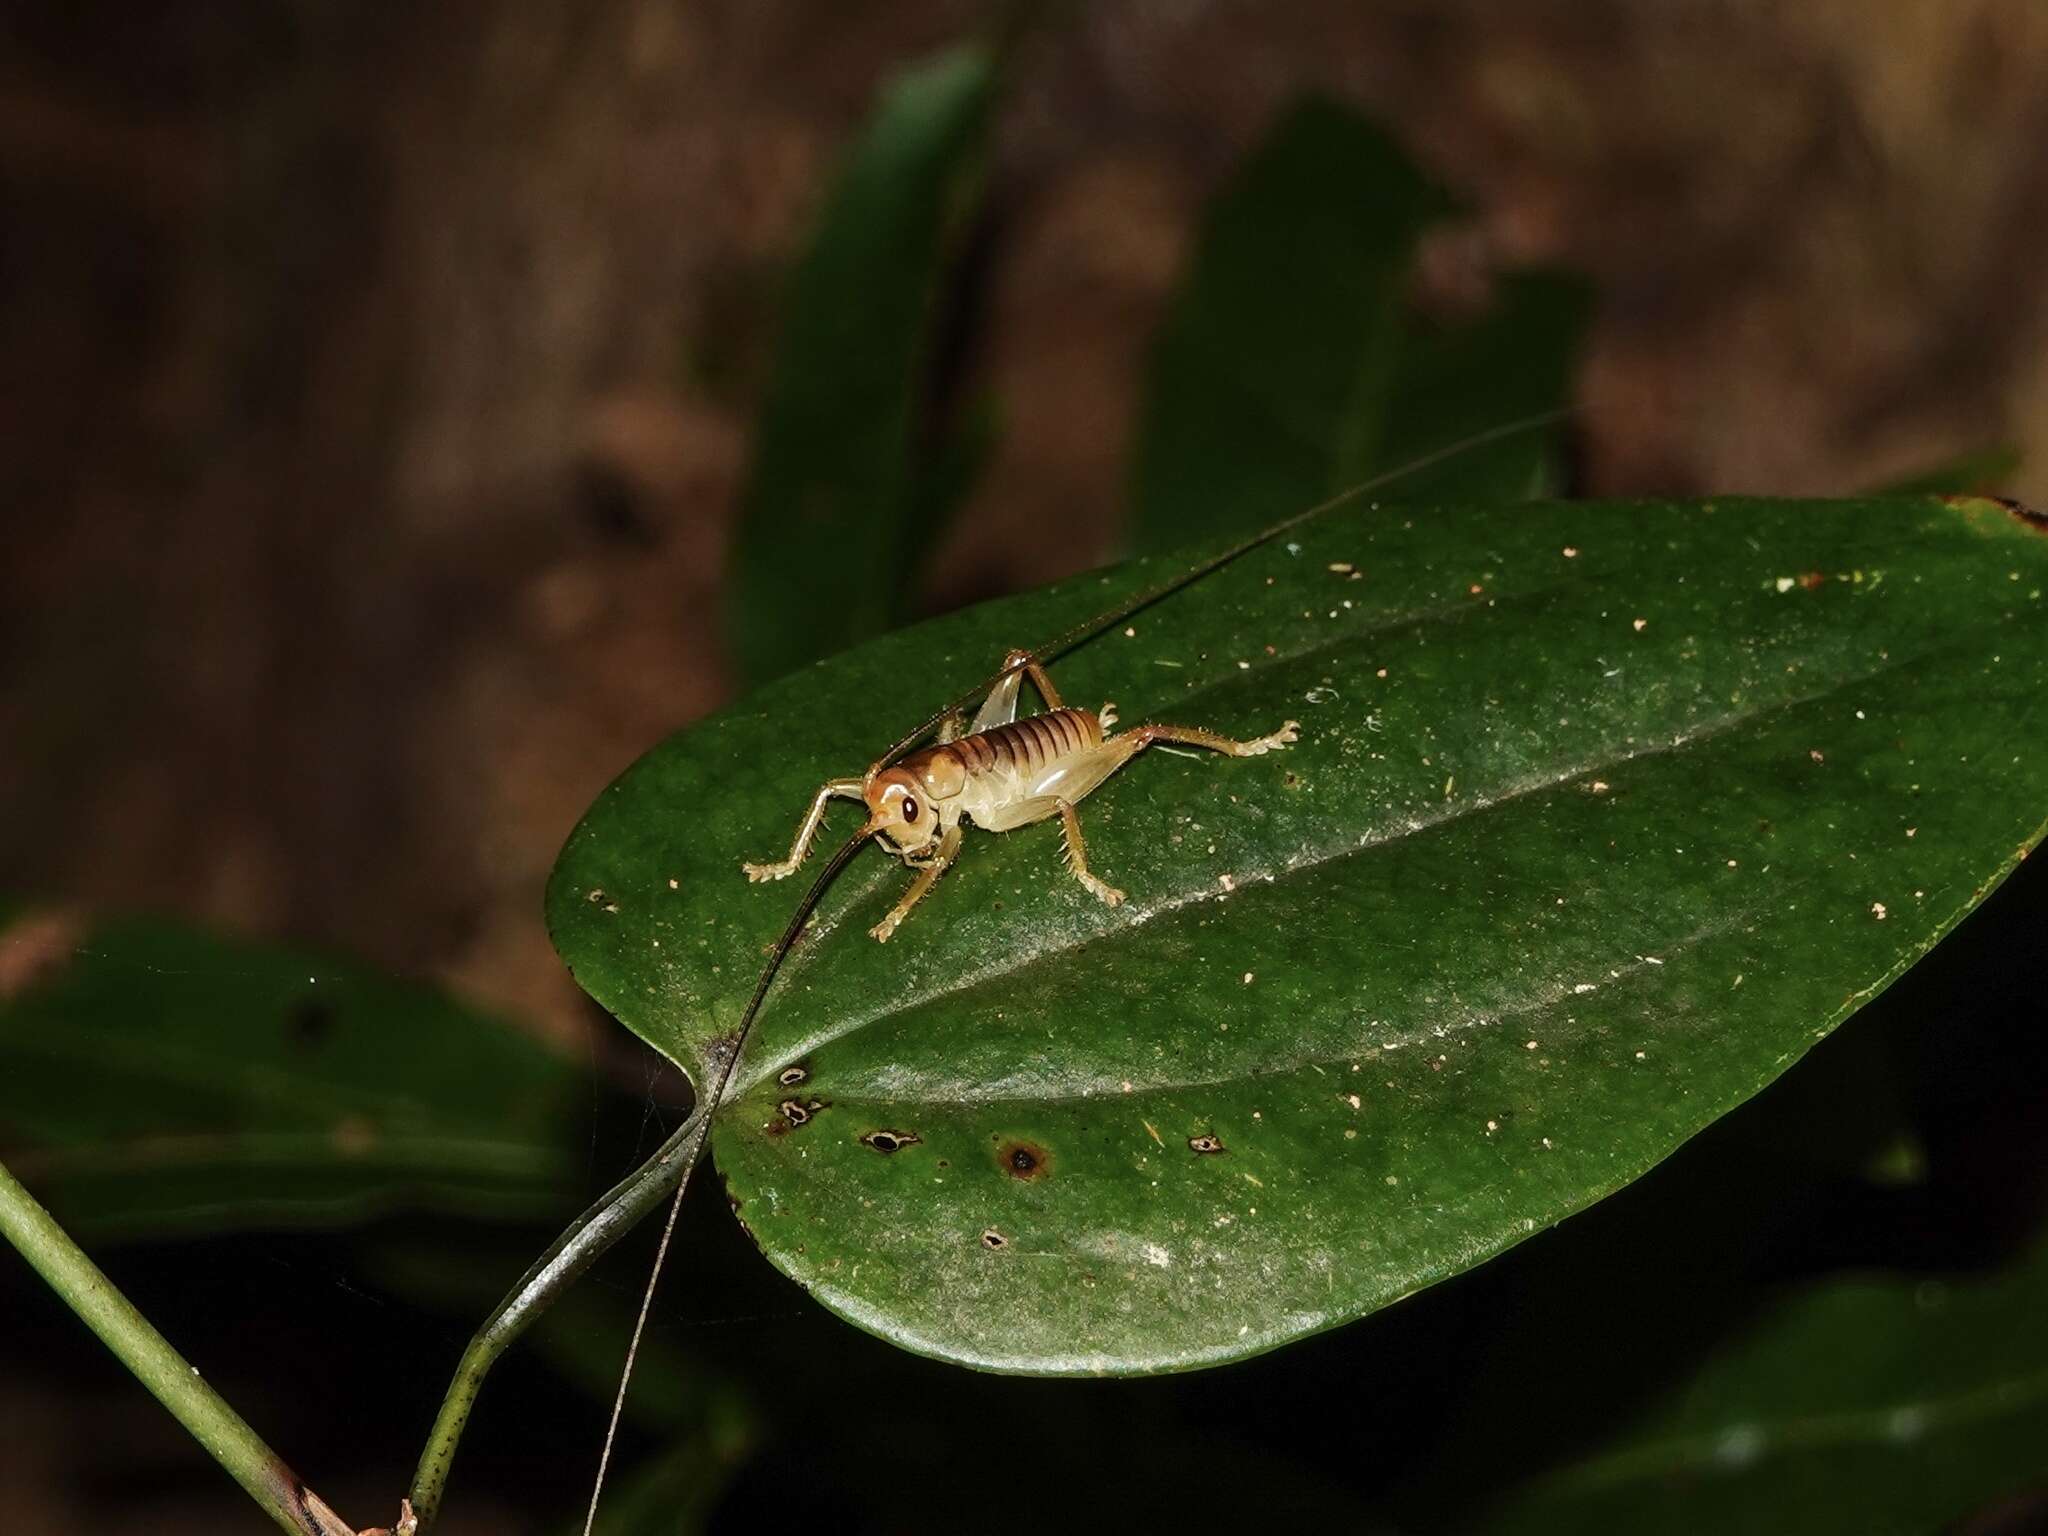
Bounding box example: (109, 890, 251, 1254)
(1467, 1235, 2048, 1536)
(726, 43, 1004, 687)
(0, 905, 581, 1240)
(1130, 96, 1585, 552)
(1374, 269, 1590, 501)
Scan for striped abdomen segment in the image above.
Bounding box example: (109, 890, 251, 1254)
(954, 707, 1103, 778)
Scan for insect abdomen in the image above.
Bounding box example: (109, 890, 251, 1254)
(957, 707, 1102, 777)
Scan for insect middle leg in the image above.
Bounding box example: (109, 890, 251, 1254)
(1056, 799, 1123, 906)
(742, 778, 866, 881)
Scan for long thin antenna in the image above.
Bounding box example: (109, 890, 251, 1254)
(581, 825, 872, 1536)
(879, 408, 1569, 770)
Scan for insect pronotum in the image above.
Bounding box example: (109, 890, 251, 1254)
(402, 413, 1565, 1535)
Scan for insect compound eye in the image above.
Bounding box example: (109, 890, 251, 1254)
(902, 797, 920, 823)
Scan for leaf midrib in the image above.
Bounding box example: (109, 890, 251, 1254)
(759, 912, 1757, 1112)
(718, 630, 1949, 1103)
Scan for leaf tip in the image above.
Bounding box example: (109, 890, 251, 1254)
(1939, 492, 2048, 536)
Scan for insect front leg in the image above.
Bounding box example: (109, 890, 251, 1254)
(871, 823, 962, 942)
(741, 778, 866, 881)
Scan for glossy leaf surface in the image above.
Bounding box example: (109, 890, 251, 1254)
(551, 494, 2048, 1373)
(0, 908, 579, 1238)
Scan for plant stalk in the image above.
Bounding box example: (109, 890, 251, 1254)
(0, 1155, 363, 1536)
(406, 1112, 703, 1529)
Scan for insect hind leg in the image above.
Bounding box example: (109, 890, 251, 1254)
(1132, 719, 1299, 756)
(970, 649, 1065, 733)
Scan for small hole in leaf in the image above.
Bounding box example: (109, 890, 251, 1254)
(777, 1097, 826, 1128)
(861, 1129, 921, 1154)
(981, 1229, 1007, 1250)
(1189, 1134, 1226, 1155)
(778, 1065, 809, 1087)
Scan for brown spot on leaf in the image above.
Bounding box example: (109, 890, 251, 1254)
(997, 1139, 1051, 1180)
(1189, 1134, 1227, 1155)
(1797, 569, 1827, 590)
(861, 1129, 922, 1154)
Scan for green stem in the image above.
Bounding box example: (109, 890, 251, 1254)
(0, 1155, 357, 1536)
(407, 1113, 705, 1529)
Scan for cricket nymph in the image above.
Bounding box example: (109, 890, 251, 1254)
(742, 649, 1297, 941)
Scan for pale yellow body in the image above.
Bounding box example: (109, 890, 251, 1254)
(742, 649, 1296, 940)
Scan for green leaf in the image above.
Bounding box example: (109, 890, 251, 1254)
(0, 908, 580, 1238)
(1129, 98, 1585, 552)
(1470, 1234, 2048, 1535)
(550, 494, 2048, 1374)
(727, 45, 999, 687)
